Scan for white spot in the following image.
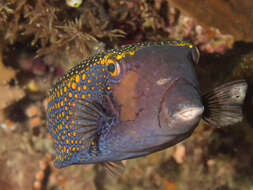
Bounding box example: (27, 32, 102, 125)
(176, 107, 204, 120)
(156, 78, 171, 86)
(231, 85, 247, 102)
(66, 0, 83, 8)
(173, 144, 186, 164)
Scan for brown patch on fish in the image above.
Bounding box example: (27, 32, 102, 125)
(112, 71, 139, 121)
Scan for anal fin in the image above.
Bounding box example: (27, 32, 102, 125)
(102, 161, 125, 176)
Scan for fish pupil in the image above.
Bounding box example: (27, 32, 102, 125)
(107, 63, 115, 73)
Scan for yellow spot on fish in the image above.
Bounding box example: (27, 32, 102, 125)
(83, 85, 87, 91)
(129, 51, 135, 55)
(71, 82, 76, 90)
(82, 73, 86, 81)
(106, 59, 114, 65)
(68, 92, 72, 98)
(75, 74, 80, 83)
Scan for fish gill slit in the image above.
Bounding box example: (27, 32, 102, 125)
(157, 78, 180, 128)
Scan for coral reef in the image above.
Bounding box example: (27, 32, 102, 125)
(169, 0, 253, 42)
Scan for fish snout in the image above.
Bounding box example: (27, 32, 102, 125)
(158, 78, 204, 133)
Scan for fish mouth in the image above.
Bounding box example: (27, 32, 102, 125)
(158, 77, 203, 129)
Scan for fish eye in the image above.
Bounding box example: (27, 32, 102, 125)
(107, 62, 120, 77)
(107, 63, 115, 73)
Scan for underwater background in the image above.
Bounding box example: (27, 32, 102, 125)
(0, 0, 253, 190)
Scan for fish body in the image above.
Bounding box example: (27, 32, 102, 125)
(47, 41, 247, 169)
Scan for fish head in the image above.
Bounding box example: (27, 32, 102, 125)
(105, 44, 203, 159)
(113, 44, 203, 133)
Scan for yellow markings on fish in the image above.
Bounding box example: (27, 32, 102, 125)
(68, 91, 72, 98)
(82, 73, 86, 80)
(106, 59, 114, 65)
(77, 86, 81, 92)
(75, 74, 80, 83)
(71, 82, 76, 90)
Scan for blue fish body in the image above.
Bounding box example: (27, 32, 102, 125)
(47, 41, 247, 169)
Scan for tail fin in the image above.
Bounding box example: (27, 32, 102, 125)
(202, 80, 247, 127)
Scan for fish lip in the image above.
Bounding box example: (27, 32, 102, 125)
(174, 106, 204, 121)
(157, 77, 201, 128)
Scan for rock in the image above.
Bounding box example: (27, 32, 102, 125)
(169, 0, 253, 42)
(173, 144, 186, 164)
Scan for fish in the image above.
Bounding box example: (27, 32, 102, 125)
(47, 40, 247, 174)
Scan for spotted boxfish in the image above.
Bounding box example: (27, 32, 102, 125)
(47, 41, 247, 173)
